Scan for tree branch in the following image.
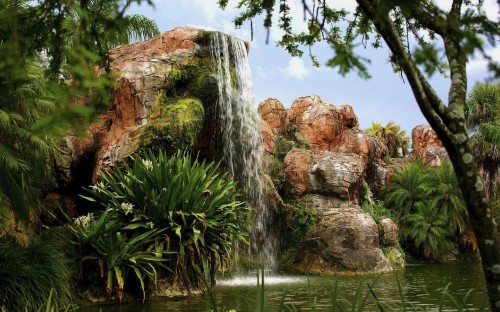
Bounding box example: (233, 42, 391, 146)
(356, 0, 453, 142)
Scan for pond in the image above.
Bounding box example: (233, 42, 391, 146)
(80, 262, 489, 311)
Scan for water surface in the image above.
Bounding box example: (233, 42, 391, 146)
(80, 262, 489, 311)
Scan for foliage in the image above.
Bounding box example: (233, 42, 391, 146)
(0, 60, 57, 226)
(361, 201, 391, 223)
(0, 237, 72, 311)
(465, 82, 500, 198)
(0, 0, 158, 227)
(383, 161, 430, 220)
(383, 160, 472, 259)
(218, 0, 499, 307)
(65, 211, 168, 303)
(366, 121, 410, 157)
(359, 180, 374, 207)
(405, 202, 455, 259)
(286, 202, 317, 248)
(267, 158, 284, 194)
(81, 150, 247, 292)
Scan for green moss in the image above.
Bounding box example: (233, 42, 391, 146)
(164, 59, 218, 104)
(141, 96, 205, 151)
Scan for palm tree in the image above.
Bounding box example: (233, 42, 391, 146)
(0, 61, 57, 226)
(465, 82, 500, 199)
(405, 201, 455, 259)
(383, 161, 430, 221)
(424, 160, 474, 249)
(366, 121, 410, 157)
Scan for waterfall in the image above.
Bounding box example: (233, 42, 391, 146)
(209, 32, 278, 271)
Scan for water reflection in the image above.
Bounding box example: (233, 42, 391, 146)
(79, 262, 489, 311)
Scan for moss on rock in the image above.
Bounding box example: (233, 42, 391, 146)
(139, 96, 205, 151)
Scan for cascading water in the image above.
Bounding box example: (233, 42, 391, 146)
(209, 32, 278, 271)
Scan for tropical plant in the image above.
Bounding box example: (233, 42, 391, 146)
(0, 237, 72, 311)
(219, 0, 500, 307)
(425, 160, 469, 238)
(465, 82, 500, 198)
(383, 161, 430, 221)
(366, 121, 410, 157)
(0, 0, 159, 228)
(286, 202, 317, 248)
(405, 202, 455, 260)
(0, 60, 57, 227)
(64, 210, 168, 303)
(82, 150, 247, 290)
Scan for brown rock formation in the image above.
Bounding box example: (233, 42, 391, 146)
(260, 120, 276, 154)
(287, 95, 323, 125)
(288, 195, 393, 274)
(283, 148, 365, 202)
(258, 98, 288, 134)
(58, 27, 223, 183)
(379, 217, 398, 246)
(411, 124, 448, 166)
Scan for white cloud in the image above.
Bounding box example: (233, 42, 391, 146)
(286, 57, 309, 80)
(255, 65, 267, 79)
(468, 46, 500, 73)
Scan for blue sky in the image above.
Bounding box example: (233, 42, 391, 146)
(129, 0, 498, 135)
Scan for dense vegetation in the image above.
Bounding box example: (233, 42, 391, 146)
(0, 237, 72, 311)
(69, 151, 246, 302)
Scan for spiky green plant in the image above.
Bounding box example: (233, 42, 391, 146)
(465, 82, 500, 199)
(83, 150, 247, 290)
(383, 161, 430, 221)
(0, 237, 72, 311)
(425, 160, 469, 236)
(65, 210, 169, 303)
(405, 202, 455, 259)
(366, 121, 410, 157)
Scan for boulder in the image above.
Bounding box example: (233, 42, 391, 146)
(260, 120, 276, 154)
(331, 129, 388, 166)
(411, 124, 448, 166)
(296, 100, 344, 151)
(288, 206, 393, 274)
(379, 217, 398, 246)
(287, 95, 323, 125)
(58, 27, 230, 183)
(285, 96, 386, 166)
(283, 149, 365, 202)
(258, 98, 288, 134)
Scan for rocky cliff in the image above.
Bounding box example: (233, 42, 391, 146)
(258, 96, 398, 274)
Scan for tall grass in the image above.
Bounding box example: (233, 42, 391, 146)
(0, 237, 72, 311)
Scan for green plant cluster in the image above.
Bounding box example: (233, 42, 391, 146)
(286, 202, 317, 248)
(382, 160, 471, 260)
(68, 150, 247, 302)
(0, 237, 72, 311)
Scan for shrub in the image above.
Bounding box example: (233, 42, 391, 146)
(0, 237, 72, 311)
(80, 150, 247, 292)
(286, 203, 317, 248)
(361, 201, 391, 222)
(382, 160, 471, 260)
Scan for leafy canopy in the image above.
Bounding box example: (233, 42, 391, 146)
(0, 0, 159, 226)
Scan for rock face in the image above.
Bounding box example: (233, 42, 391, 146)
(411, 124, 448, 166)
(58, 27, 224, 184)
(262, 95, 396, 274)
(379, 217, 398, 246)
(287, 195, 392, 274)
(283, 149, 365, 202)
(258, 98, 288, 135)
